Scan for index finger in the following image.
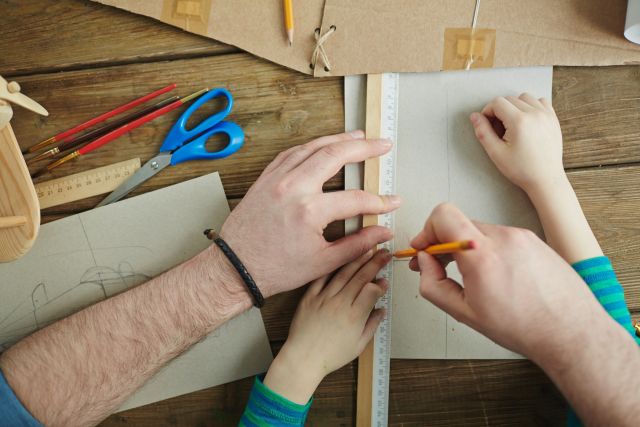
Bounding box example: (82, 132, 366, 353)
(410, 203, 486, 249)
(480, 96, 521, 122)
(288, 138, 392, 186)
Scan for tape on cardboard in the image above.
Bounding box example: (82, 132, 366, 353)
(161, 0, 212, 35)
(442, 28, 496, 70)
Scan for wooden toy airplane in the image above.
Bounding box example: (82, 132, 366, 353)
(0, 75, 48, 262)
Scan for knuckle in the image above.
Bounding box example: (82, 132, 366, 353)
(321, 143, 344, 161)
(295, 199, 318, 226)
(418, 282, 433, 300)
(504, 227, 534, 244)
(355, 189, 373, 204)
(272, 179, 292, 199)
(352, 238, 372, 259)
(364, 282, 382, 298)
(433, 202, 455, 216)
(353, 268, 373, 285)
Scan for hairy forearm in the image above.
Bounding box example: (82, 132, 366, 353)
(535, 313, 640, 426)
(0, 246, 252, 427)
(527, 175, 603, 264)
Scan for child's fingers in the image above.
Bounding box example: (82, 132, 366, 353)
(481, 96, 519, 121)
(341, 250, 391, 302)
(323, 249, 375, 297)
(353, 279, 387, 314)
(470, 112, 505, 159)
(539, 97, 554, 111)
(505, 95, 535, 112)
(518, 93, 544, 109)
(307, 274, 331, 296)
(358, 308, 385, 353)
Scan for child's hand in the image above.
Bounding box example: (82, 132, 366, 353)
(263, 249, 390, 404)
(470, 93, 565, 195)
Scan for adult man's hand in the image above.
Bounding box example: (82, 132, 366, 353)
(220, 131, 401, 297)
(409, 203, 609, 360)
(409, 203, 640, 426)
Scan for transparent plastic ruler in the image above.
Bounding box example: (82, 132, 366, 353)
(371, 73, 399, 427)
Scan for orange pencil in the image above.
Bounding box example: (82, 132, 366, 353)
(393, 240, 477, 258)
(283, 0, 294, 46)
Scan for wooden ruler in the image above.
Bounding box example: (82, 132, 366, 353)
(35, 158, 141, 209)
(357, 73, 399, 427)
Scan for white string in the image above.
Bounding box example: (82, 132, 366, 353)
(311, 26, 336, 72)
(465, 0, 481, 70)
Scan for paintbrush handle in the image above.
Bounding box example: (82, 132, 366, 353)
(77, 99, 184, 156)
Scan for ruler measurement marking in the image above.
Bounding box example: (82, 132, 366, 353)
(35, 158, 141, 209)
(371, 73, 399, 427)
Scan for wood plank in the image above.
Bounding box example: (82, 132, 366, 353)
(569, 165, 640, 312)
(9, 53, 344, 203)
(0, 0, 235, 77)
(357, 73, 384, 427)
(554, 66, 640, 169)
(101, 358, 567, 426)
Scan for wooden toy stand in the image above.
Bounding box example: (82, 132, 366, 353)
(0, 76, 48, 262)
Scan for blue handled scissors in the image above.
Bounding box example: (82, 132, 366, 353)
(97, 88, 244, 207)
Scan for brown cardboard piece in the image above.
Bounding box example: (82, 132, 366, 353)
(94, 0, 640, 76)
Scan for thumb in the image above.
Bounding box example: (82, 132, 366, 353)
(470, 112, 505, 160)
(417, 252, 471, 323)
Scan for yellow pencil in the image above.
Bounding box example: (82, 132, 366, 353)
(283, 0, 294, 46)
(393, 240, 477, 258)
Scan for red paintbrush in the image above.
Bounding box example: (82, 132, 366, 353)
(31, 88, 208, 179)
(24, 83, 177, 154)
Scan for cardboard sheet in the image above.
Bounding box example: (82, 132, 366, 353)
(0, 173, 273, 410)
(93, 0, 640, 76)
(345, 68, 551, 359)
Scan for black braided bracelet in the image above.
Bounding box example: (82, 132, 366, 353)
(204, 229, 265, 308)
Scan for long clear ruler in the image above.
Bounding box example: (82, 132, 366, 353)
(357, 73, 399, 427)
(35, 158, 141, 209)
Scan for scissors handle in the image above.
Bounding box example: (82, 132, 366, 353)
(160, 87, 234, 153)
(169, 121, 244, 165)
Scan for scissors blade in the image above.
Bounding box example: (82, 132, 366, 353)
(96, 153, 172, 207)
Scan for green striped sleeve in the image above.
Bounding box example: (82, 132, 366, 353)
(567, 257, 639, 427)
(572, 256, 640, 345)
(239, 375, 312, 427)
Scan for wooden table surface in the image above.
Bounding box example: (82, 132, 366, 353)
(3, 1, 640, 425)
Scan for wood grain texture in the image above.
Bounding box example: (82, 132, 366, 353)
(568, 165, 640, 312)
(0, 123, 40, 261)
(0, 0, 235, 77)
(357, 73, 384, 427)
(9, 53, 344, 203)
(3, 2, 640, 426)
(554, 66, 640, 169)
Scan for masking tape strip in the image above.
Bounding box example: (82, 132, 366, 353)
(161, 0, 212, 35)
(442, 28, 496, 71)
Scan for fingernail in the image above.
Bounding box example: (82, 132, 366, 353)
(349, 129, 365, 139)
(376, 250, 392, 263)
(379, 138, 393, 147)
(387, 195, 402, 206)
(470, 112, 480, 124)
